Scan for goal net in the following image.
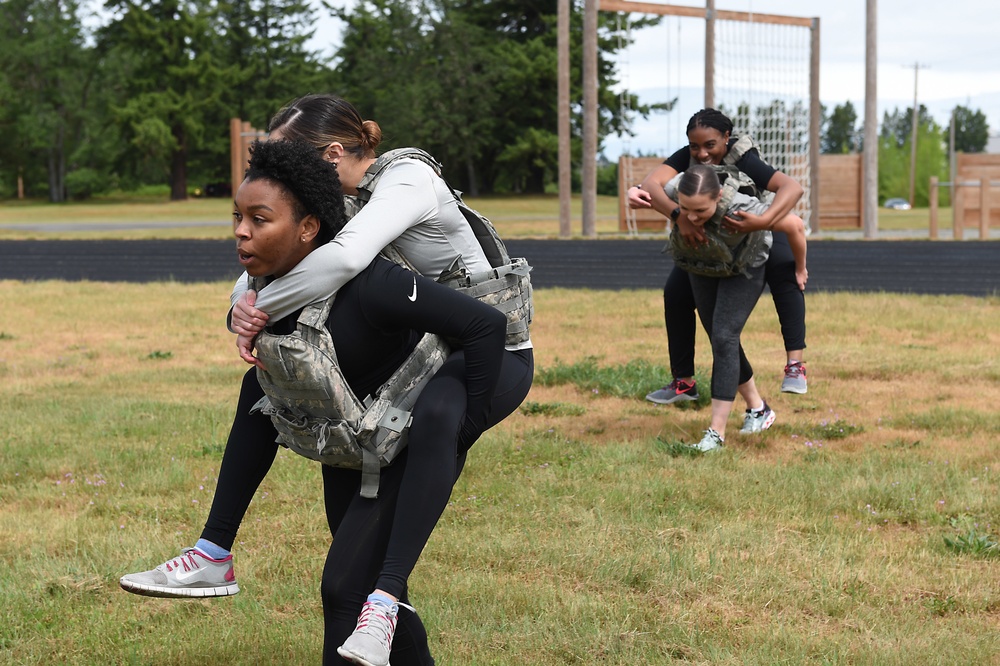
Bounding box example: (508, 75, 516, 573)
(714, 18, 813, 230)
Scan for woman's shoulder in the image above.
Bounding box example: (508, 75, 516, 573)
(380, 153, 440, 184)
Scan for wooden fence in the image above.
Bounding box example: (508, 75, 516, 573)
(618, 154, 863, 232)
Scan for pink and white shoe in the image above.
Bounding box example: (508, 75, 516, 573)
(119, 547, 239, 598)
(337, 598, 415, 666)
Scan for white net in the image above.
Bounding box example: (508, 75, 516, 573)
(714, 18, 813, 229)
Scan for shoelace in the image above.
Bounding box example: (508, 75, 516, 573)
(784, 364, 805, 378)
(668, 379, 694, 392)
(353, 600, 416, 642)
(164, 549, 201, 573)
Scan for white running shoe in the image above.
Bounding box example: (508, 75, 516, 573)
(739, 402, 777, 434)
(337, 598, 415, 666)
(119, 547, 239, 598)
(689, 428, 724, 453)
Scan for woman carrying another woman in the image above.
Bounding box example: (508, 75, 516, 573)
(121, 96, 533, 666)
(665, 163, 794, 451)
(627, 108, 809, 400)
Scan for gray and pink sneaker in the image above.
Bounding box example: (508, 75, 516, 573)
(119, 547, 239, 598)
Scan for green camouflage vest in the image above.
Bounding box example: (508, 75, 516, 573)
(251, 287, 449, 499)
(668, 165, 770, 278)
(353, 148, 533, 347)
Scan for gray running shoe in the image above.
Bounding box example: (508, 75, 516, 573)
(337, 598, 415, 666)
(781, 363, 808, 394)
(689, 428, 724, 453)
(646, 379, 699, 404)
(739, 402, 776, 434)
(120, 547, 239, 598)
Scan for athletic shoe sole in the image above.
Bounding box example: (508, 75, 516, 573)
(119, 578, 240, 598)
(335, 647, 382, 666)
(781, 382, 808, 394)
(645, 391, 699, 405)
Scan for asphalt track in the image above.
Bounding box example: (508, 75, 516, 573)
(0, 239, 998, 296)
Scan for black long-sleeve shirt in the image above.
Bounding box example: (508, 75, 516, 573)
(273, 256, 507, 441)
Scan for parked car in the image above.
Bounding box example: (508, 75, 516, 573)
(884, 197, 911, 210)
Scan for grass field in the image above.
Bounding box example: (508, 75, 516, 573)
(0, 194, 946, 240)
(1, 281, 999, 664)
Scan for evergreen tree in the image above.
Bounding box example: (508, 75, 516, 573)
(0, 0, 93, 201)
(951, 105, 989, 153)
(821, 101, 859, 154)
(330, 0, 661, 194)
(99, 0, 230, 200)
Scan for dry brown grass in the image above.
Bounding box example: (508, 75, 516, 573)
(3, 281, 1000, 664)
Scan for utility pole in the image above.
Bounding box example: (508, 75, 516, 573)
(906, 62, 929, 207)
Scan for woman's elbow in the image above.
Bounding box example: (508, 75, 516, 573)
(784, 180, 804, 200)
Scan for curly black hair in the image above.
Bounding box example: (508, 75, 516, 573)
(244, 139, 348, 245)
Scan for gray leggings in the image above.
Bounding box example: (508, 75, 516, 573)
(687, 265, 766, 401)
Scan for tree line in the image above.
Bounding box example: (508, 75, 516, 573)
(0, 0, 664, 202)
(821, 101, 990, 206)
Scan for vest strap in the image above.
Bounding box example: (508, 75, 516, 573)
(360, 447, 381, 499)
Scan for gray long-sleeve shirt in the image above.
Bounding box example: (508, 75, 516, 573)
(231, 157, 531, 350)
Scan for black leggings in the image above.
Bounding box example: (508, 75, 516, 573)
(321, 451, 434, 666)
(688, 266, 766, 401)
(662, 231, 806, 379)
(201, 348, 533, 662)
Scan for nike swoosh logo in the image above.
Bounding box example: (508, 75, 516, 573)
(408, 277, 418, 302)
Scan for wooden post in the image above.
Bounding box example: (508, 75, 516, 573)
(557, 0, 572, 238)
(953, 181, 964, 240)
(980, 177, 990, 240)
(809, 17, 821, 233)
(230, 118, 243, 197)
(862, 0, 878, 239)
(581, 0, 597, 238)
(704, 0, 715, 108)
(928, 176, 938, 239)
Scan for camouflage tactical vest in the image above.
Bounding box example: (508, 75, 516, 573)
(251, 287, 449, 499)
(668, 165, 770, 279)
(352, 148, 533, 347)
(722, 135, 775, 205)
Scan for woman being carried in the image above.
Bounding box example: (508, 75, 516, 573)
(665, 163, 788, 452)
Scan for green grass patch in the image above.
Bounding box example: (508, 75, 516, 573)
(536, 356, 710, 407)
(944, 528, 1000, 558)
(518, 401, 586, 417)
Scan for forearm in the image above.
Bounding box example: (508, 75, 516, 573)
(640, 179, 680, 219)
(774, 217, 807, 272)
(760, 175, 804, 227)
(252, 242, 368, 320)
(228, 274, 250, 332)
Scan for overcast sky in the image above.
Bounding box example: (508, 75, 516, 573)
(306, 0, 1000, 157)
